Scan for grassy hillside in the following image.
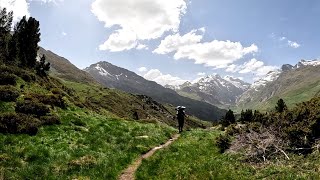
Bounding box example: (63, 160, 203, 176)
(236, 66, 320, 112)
(137, 129, 320, 179)
(0, 62, 209, 179)
(0, 109, 175, 179)
(39, 47, 97, 84)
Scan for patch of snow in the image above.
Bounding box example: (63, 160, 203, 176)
(95, 64, 113, 77)
(300, 59, 320, 66)
(252, 70, 281, 89)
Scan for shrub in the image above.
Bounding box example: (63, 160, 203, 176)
(15, 101, 50, 117)
(51, 88, 63, 95)
(0, 113, 40, 135)
(24, 93, 67, 109)
(216, 134, 231, 153)
(71, 118, 86, 127)
(0, 85, 20, 102)
(40, 115, 61, 125)
(0, 72, 17, 85)
(229, 127, 289, 162)
(20, 71, 36, 82)
(225, 124, 241, 136)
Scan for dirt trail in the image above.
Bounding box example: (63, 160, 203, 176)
(119, 134, 180, 180)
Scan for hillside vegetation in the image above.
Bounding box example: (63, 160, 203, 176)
(237, 65, 320, 112)
(0, 8, 209, 179)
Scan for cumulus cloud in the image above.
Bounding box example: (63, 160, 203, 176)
(136, 44, 148, 50)
(287, 40, 300, 48)
(91, 0, 187, 52)
(226, 58, 278, 77)
(143, 69, 186, 86)
(154, 29, 258, 68)
(0, 0, 30, 22)
(153, 28, 204, 54)
(271, 34, 301, 49)
(138, 67, 148, 72)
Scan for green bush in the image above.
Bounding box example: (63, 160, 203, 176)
(25, 93, 67, 109)
(215, 134, 231, 153)
(0, 85, 20, 102)
(40, 115, 61, 125)
(15, 101, 50, 117)
(51, 88, 64, 95)
(0, 72, 17, 85)
(0, 113, 40, 135)
(0, 65, 36, 82)
(20, 71, 36, 82)
(71, 118, 86, 127)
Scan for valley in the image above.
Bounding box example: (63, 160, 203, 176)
(1, 3, 320, 180)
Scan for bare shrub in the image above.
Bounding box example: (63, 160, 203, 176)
(229, 126, 289, 162)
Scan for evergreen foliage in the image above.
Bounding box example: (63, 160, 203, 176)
(221, 109, 235, 127)
(275, 98, 287, 113)
(36, 54, 50, 76)
(15, 16, 41, 68)
(239, 109, 253, 122)
(0, 8, 13, 63)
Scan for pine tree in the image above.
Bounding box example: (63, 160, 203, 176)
(0, 8, 13, 64)
(36, 54, 50, 76)
(221, 109, 236, 127)
(15, 16, 40, 68)
(225, 109, 235, 124)
(275, 98, 287, 113)
(239, 109, 253, 122)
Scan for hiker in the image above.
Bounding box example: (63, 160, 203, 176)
(176, 106, 187, 133)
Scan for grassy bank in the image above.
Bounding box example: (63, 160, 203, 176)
(0, 109, 175, 179)
(136, 129, 320, 180)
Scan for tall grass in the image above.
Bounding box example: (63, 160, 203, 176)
(0, 109, 175, 179)
(136, 130, 320, 180)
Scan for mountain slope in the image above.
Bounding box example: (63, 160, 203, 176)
(37, 48, 207, 127)
(39, 47, 97, 84)
(237, 59, 320, 111)
(171, 75, 250, 108)
(85, 61, 227, 121)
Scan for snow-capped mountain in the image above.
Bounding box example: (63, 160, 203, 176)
(251, 70, 282, 89)
(169, 74, 250, 107)
(84, 61, 226, 121)
(237, 59, 320, 110)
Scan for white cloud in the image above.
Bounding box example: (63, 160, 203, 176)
(99, 29, 138, 52)
(279, 36, 286, 41)
(154, 29, 258, 68)
(91, 0, 187, 52)
(270, 34, 301, 49)
(0, 0, 30, 22)
(143, 69, 186, 86)
(153, 28, 204, 54)
(226, 58, 278, 78)
(197, 72, 206, 76)
(31, 0, 64, 4)
(287, 40, 300, 48)
(136, 44, 148, 50)
(138, 67, 148, 72)
(238, 58, 264, 74)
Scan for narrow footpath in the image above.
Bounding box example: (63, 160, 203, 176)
(119, 134, 180, 180)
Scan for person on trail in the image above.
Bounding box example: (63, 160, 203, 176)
(176, 106, 187, 133)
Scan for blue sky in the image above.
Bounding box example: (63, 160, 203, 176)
(2, 0, 320, 85)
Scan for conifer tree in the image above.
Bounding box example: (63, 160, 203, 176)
(275, 98, 287, 113)
(15, 16, 40, 68)
(0, 8, 13, 63)
(36, 54, 50, 76)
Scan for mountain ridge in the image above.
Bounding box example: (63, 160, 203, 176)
(85, 61, 227, 121)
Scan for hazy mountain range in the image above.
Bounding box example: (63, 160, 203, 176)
(41, 47, 320, 116)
